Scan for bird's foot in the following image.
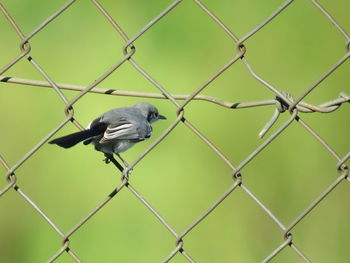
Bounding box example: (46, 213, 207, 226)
(104, 153, 125, 171)
(121, 166, 132, 181)
(104, 157, 111, 164)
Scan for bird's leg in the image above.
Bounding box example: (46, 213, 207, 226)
(116, 153, 129, 167)
(116, 153, 133, 180)
(104, 153, 124, 171)
(104, 153, 131, 179)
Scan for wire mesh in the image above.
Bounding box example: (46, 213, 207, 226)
(0, 0, 349, 262)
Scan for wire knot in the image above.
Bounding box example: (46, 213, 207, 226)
(275, 92, 294, 113)
(232, 171, 242, 183)
(284, 232, 293, 243)
(175, 238, 184, 253)
(336, 152, 349, 180)
(258, 92, 295, 138)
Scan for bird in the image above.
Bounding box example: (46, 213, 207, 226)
(49, 102, 166, 170)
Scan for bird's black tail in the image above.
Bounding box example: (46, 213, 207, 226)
(49, 123, 107, 148)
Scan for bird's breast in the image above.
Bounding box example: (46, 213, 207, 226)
(113, 140, 136, 154)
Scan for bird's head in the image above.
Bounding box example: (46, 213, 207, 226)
(133, 102, 166, 124)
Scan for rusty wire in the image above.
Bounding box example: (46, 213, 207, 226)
(1, 0, 349, 262)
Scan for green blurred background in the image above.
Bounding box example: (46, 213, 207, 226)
(1, 0, 349, 262)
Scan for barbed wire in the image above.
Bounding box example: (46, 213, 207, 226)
(1, 0, 349, 262)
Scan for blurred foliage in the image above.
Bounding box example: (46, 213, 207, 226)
(0, 0, 349, 262)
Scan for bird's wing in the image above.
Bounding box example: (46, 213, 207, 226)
(99, 117, 151, 144)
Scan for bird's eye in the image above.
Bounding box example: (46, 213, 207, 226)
(147, 111, 158, 122)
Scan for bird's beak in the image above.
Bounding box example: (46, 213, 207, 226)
(158, 115, 166, 120)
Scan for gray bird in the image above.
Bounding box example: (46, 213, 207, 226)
(49, 102, 166, 168)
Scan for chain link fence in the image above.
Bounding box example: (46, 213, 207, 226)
(1, 0, 349, 262)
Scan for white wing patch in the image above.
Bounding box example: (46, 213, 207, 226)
(99, 117, 145, 144)
(103, 123, 134, 140)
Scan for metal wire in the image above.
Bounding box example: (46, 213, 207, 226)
(1, 0, 349, 262)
